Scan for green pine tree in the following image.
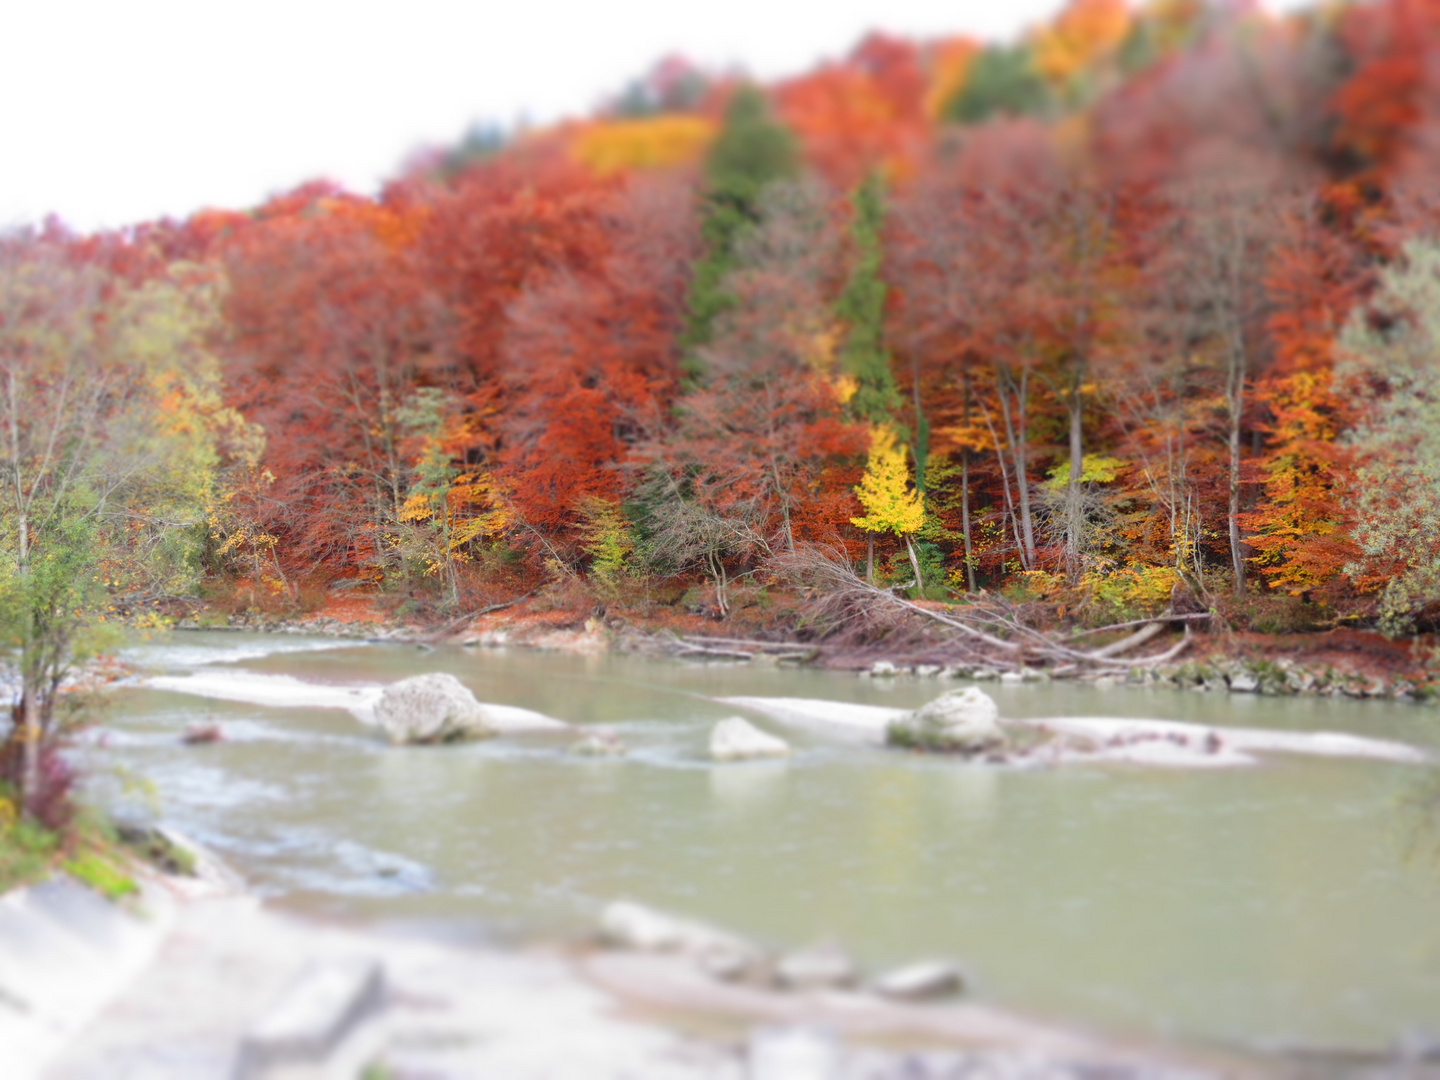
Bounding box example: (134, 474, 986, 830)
(837, 174, 902, 427)
(945, 45, 1049, 124)
(681, 86, 799, 378)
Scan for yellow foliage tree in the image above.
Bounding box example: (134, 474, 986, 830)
(850, 426, 926, 587)
(1033, 0, 1132, 86)
(925, 37, 983, 120)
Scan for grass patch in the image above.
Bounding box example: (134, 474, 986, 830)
(1, 788, 168, 903)
(63, 850, 139, 901)
(0, 795, 61, 894)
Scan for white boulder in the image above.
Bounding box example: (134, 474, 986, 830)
(373, 673, 494, 744)
(710, 717, 791, 761)
(886, 687, 1005, 754)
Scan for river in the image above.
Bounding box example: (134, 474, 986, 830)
(82, 630, 1440, 1057)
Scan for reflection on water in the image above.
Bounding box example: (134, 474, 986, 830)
(939, 764, 999, 819)
(86, 631, 1440, 1053)
(709, 759, 789, 811)
(1402, 765, 1440, 872)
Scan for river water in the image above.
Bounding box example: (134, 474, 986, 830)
(83, 631, 1440, 1056)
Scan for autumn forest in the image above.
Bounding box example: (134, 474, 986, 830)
(10, 0, 1440, 642)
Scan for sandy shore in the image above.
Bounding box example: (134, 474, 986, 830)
(2, 850, 1246, 1080)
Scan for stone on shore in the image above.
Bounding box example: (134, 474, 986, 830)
(373, 673, 494, 744)
(598, 900, 765, 980)
(748, 1026, 842, 1080)
(710, 717, 791, 761)
(774, 942, 857, 991)
(872, 960, 966, 1001)
(886, 687, 1005, 755)
(233, 957, 385, 1080)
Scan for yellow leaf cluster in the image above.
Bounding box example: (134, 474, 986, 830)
(397, 492, 435, 523)
(832, 374, 859, 405)
(1033, 0, 1132, 84)
(573, 115, 716, 176)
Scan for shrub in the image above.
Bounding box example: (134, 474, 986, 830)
(1082, 564, 1180, 622)
(0, 791, 58, 893)
(1004, 569, 1066, 604)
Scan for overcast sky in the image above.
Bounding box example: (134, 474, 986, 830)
(3, 1, 1098, 232)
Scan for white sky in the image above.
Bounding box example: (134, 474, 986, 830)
(1, 1, 1088, 232)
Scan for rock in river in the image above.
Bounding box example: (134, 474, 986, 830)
(886, 687, 1005, 754)
(572, 728, 626, 757)
(710, 716, 791, 761)
(374, 673, 494, 744)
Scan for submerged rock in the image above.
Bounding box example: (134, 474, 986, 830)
(181, 722, 224, 745)
(373, 673, 494, 744)
(710, 716, 791, 761)
(886, 687, 1006, 755)
(872, 960, 966, 1001)
(571, 728, 626, 757)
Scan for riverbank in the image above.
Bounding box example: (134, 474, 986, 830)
(10, 851, 1248, 1079)
(179, 587, 1440, 706)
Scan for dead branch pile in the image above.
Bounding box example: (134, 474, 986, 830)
(770, 544, 1207, 674)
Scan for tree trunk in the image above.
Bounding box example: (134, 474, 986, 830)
(960, 371, 976, 592)
(904, 534, 924, 595)
(979, 403, 1026, 571)
(20, 688, 39, 818)
(1065, 384, 1084, 581)
(1010, 370, 1036, 569)
(865, 536, 874, 585)
(1227, 354, 1246, 596)
(960, 449, 976, 593)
